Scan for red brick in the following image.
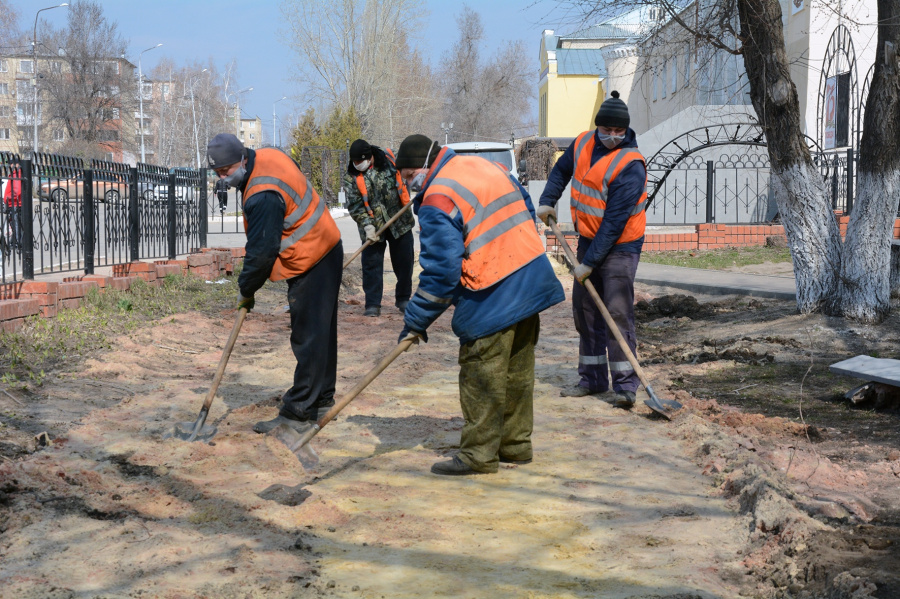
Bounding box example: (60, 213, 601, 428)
(113, 262, 155, 276)
(58, 282, 87, 300)
(0, 299, 39, 320)
(60, 298, 82, 310)
(39, 304, 58, 318)
(0, 318, 24, 333)
(20, 281, 59, 294)
(187, 253, 215, 267)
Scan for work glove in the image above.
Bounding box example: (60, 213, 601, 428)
(573, 263, 593, 286)
(364, 224, 380, 243)
(398, 325, 428, 348)
(237, 293, 255, 312)
(536, 204, 556, 225)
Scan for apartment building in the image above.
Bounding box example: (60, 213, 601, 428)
(0, 52, 136, 161)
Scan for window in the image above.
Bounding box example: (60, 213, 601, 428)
(0, 83, 8, 95)
(51, 61, 62, 73)
(98, 130, 119, 142)
(16, 80, 34, 99)
(670, 55, 678, 94)
(162, 84, 170, 95)
(0, 60, 7, 73)
(0, 106, 10, 118)
(661, 60, 667, 98)
(53, 128, 64, 141)
(141, 82, 152, 99)
(19, 60, 34, 74)
(0, 128, 9, 140)
(652, 64, 658, 101)
(683, 46, 692, 88)
(249, 133, 255, 140)
(250, 121, 256, 129)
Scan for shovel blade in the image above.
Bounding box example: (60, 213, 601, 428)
(270, 422, 320, 470)
(643, 393, 682, 420)
(170, 421, 217, 441)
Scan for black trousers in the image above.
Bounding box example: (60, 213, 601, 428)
(280, 241, 343, 420)
(361, 229, 414, 309)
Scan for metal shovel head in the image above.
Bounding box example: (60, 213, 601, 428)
(170, 421, 218, 442)
(270, 422, 320, 470)
(644, 395, 683, 420)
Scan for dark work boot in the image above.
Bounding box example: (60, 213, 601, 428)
(613, 390, 636, 410)
(499, 455, 533, 465)
(396, 300, 409, 313)
(253, 415, 310, 434)
(560, 385, 605, 397)
(364, 306, 381, 317)
(430, 455, 486, 476)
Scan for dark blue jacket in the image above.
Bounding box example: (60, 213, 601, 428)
(404, 148, 565, 344)
(539, 128, 646, 269)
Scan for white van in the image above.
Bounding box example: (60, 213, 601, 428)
(446, 142, 518, 180)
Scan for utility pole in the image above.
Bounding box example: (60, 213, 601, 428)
(31, 3, 68, 156)
(273, 96, 286, 147)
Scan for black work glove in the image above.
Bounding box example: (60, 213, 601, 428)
(237, 293, 255, 312)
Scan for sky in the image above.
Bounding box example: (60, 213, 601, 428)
(11, 0, 587, 143)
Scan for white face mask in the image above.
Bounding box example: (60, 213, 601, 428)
(406, 142, 435, 194)
(597, 133, 625, 150)
(354, 159, 371, 172)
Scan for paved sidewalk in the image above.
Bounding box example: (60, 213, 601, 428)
(636, 262, 797, 301)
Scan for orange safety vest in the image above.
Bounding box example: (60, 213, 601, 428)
(570, 130, 647, 242)
(243, 148, 341, 280)
(424, 154, 544, 291)
(354, 148, 410, 218)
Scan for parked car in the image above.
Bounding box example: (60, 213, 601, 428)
(39, 177, 129, 203)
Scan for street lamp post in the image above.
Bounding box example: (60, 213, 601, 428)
(273, 96, 286, 147)
(32, 3, 68, 156)
(227, 87, 252, 138)
(138, 43, 162, 163)
(441, 122, 454, 145)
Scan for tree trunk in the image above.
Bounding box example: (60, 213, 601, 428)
(832, 0, 900, 323)
(737, 0, 842, 313)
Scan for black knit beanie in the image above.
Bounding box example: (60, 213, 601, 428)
(394, 134, 440, 169)
(349, 139, 372, 162)
(594, 91, 630, 129)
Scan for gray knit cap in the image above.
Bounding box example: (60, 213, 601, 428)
(206, 133, 245, 168)
(594, 91, 630, 129)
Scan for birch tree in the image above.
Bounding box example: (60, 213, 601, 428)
(280, 0, 437, 148)
(568, 0, 896, 322)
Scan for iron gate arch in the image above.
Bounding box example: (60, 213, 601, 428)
(644, 122, 841, 225)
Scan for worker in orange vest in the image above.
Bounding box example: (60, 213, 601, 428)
(537, 91, 647, 409)
(343, 139, 415, 317)
(395, 134, 564, 476)
(206, 133, 343, 433)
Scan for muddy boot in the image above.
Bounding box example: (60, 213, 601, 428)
(430, 455, 487, 476)
(253, 415, 310, 434)
(560, 385, 604, 397)
(613, 390, 636, 410)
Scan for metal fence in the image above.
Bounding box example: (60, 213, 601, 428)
(646, 148, 857, 225)
(0, 151, 207, 285)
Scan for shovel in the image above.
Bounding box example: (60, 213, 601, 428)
(342, 201, 415, 269)
(547, 216, 682, 419)
(270, 336, 417, 469)
(172, 307, 248, 441)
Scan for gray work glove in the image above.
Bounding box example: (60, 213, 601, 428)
(237, 293, 255, 312)
(573, 264, 593, 286)
(364, 224, 380, 243)
(536, 204, 556, 225)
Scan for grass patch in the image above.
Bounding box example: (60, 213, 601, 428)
(642, 245, 792, 270)
(0, 272, 237, 387)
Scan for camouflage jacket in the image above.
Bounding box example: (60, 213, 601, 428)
(343, 149, 414, 243)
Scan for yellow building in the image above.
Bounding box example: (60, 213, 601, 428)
(538, 19, 643, 138)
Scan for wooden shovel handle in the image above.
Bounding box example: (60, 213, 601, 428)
(200, 307, 248, 412)
(547, 216, 652, 389)
(342, 200, 415, 269)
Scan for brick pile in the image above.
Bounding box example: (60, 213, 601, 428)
(0, 248, 245, 334)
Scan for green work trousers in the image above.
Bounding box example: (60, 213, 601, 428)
(457, 314, 540, 473)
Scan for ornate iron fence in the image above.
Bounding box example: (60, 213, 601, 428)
(0, 152, 206, 285)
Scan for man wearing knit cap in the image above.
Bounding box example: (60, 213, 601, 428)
(394, 134, 564, 476)
(537, 91, 647, 409)
(343, 138, 415, 317)
(206, 133, 344, 433)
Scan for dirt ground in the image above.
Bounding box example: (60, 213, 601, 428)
(1, 257, 899, 599)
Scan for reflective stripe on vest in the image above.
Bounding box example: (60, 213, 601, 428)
(354, 174, 375, 218)
(425, 156, 544, 291)
(243, 148, 340, 280)
(570, 130, 648, 242)
(384, 148, 411, 206)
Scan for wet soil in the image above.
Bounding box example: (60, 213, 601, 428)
(1, 260, 899, 598)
